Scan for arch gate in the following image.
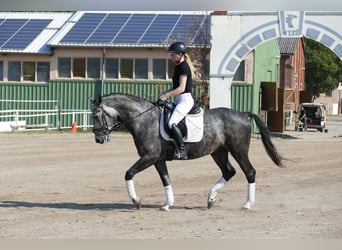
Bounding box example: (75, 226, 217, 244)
(209, 11, 342, 108)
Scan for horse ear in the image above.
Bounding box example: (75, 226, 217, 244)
(91, 96, 102, 105)
(90, 98, 96, 104)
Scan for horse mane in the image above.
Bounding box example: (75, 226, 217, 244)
(102, 93, 154, 106)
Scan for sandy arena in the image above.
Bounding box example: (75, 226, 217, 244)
(0, 121, 342, 239)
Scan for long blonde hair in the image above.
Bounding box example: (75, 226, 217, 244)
(184, 53, 196, 80)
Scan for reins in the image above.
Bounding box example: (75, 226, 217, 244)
(130, 104, 158, 120)
(130, 99, 170, 120)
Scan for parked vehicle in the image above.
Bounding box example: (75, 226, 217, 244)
(295, 103, 327, 132)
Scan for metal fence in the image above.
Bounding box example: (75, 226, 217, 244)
(0, 99, 91, 132)
(0, 80, 209, 132)
(0, 108, 91, 132)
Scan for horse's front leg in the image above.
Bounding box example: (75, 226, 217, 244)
(154, 161, 174, 211)
(125, 156, 158, 209)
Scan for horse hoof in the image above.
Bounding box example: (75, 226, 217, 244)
(132, 198, 142, 209)
(159, 205, 170, 212)
(207, 199, 216, 209)
(242, 203, 252, 210)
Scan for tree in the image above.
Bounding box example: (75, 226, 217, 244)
(304, 37, 342, 97)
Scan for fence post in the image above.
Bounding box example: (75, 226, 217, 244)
(83, 111, 87, 131)
(56, 100, 61, 131)
(72, 112, 76, 124)
(45, 114, 49, 131)
(15, 110, 19, 132)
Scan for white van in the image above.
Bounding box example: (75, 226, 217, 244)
(295, 103, 327, 132)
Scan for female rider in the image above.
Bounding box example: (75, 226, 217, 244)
(159, 42, 195, 159)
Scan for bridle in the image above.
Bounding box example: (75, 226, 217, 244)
(93, 100, 168, 137)
(92, 105, 120, 140)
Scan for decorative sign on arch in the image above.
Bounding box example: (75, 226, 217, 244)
(279, 11, 304, 37)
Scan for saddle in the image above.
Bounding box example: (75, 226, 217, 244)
(159, 101, 204, 143)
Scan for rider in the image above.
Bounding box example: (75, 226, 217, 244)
(159, 41, 195, 159)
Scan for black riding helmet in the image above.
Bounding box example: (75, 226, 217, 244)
(167, 42, 187, 54)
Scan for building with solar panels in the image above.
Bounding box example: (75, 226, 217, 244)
(0, 11, 210, 83)
(0, 11, 212, 130)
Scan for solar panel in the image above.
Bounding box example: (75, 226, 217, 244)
(58, 12, 210, 46)
(190, 15, 210, 45)
(194, 16, 211, 45)
(169, 15, 208, 44)
(0, 19, 27, 48)
(61, 13, 106, 43)
(113, 14, 155, 43)
(87, 13, 131, 43)
(1, 19, 52, 49)
(139, 14, 180, 44)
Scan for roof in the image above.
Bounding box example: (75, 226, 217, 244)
(0, 12, 73, 54)
(0, 11, 211, 54)
(277, 37, 300, 55)
(48, 11, 211, 49)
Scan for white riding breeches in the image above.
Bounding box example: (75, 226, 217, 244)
(168, 93, 194, 129)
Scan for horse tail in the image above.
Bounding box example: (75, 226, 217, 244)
(248, 112, 283, 167)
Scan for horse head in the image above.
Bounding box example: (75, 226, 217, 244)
(91, 96, 119, 144)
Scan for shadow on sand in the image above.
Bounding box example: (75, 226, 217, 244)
(0, 200, 206, 211)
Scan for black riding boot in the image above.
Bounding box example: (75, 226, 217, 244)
(171, 123, 187, 159)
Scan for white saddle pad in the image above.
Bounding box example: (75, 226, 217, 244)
(160, 108, 204, 143)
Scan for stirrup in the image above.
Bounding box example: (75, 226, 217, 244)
(174, 149, 188, 159)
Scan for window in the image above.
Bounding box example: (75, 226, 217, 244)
(105, 58, 118, 78)
(87, 58, 101, 78)
(135, 59, 148, 79)
(58, 57, 100, 79)
(120, 59, 133, 78)
(6, 61, 50, 83)
(23, 62, 35, 81)
(233, 60, 245, 81)
(0, 61, 3, 81)
(37, 62, 50, 82)
(8, 61, 21, 81)
(73, 58, 85, 78)
(153, 59, 166, 79)
(168, 59, 175, 79)
(58, 58, 71, 78)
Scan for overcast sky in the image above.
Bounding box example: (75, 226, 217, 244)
(1, 0, 341, 11)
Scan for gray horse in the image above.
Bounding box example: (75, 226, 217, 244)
(91, 93, 282, 211)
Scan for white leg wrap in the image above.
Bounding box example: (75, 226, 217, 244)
(247, 182, 256, 204)
(164, 185, 174, 206)
(160, 185, 174, 211)
(208, 177, 227, 201)
(243, 182, 255, 210)
(125, 180, 138, 201)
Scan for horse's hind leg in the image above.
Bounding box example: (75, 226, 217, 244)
(208, 147, 236, 209)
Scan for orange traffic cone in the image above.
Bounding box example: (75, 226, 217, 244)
(71, 122, 77, 133)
